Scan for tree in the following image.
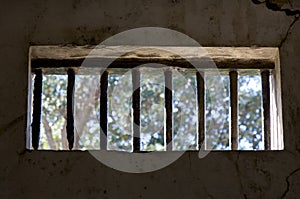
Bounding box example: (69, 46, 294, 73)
(38, 69, 263, 151)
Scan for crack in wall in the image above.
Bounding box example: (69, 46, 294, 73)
(202, 186, 215, 199)
(281, 167, 300, 198)
(233, 152, 247, 198)
(279, 15, 299, 47)
(252, 0, 300, 17)
(252, 1, 300, 47)
(0, 113, 26, 137)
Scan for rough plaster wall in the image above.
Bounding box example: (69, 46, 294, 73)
(0, 0, 300, 198)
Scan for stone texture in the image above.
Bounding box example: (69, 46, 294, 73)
(0, 0, 300, 198)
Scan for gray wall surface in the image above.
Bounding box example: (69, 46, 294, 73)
(0, 0, 300, 198)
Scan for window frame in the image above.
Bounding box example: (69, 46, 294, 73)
(27, 45, 283, 151)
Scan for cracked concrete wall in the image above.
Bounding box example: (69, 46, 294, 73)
(0, 0, 300, 198)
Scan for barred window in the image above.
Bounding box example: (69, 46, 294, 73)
(27, 46, 283, 151)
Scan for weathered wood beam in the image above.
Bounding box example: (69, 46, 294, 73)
(30, 46, 278, 69)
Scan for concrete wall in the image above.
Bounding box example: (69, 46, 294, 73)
(1, 0, 300, 198)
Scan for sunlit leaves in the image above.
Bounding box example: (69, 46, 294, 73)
(238, 75, 263, 150)
(107, 73, 132, 151)
(173, 72, 197, 150)
(205, 75, 230, 150)
(38, 70, 263, 151)
(140, 68, 165, 151)
(75, 75, 100, 150)
(40, 75, 67, 150)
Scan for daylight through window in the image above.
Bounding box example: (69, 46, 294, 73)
(27, 46, 283, 151)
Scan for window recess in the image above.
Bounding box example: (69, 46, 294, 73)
(28, 46, 283, 151)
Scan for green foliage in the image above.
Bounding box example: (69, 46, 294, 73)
(140, 68, 165, 151)
(38, 69, 263, 151)
(205, 75, 230, 150)
(107, 73, 132, 151)
(173, 72, 197, 150)
(40, 75, 67, 150)
(238, 75, 263, 150)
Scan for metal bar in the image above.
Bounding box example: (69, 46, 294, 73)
(261, 70, 271, 150)
(67, 69, 75, 150)
(31, 69, 43, 150)
(196, 71, 205, 150)
(132, 68, 141, 152)
(165, 69, 173, 151)
(100, 70, 108, 150)
(230, 71, 238, 150)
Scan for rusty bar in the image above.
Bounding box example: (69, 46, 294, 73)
(100, 70, 108, 150)
(132, 68, 141, 152)
(196, 72, 205, 150)
(230, 71, 238, 150)
(261, 70, 271, 150)
(165, 69, 173, 151)
(67, 69, 75, 150)
(31, 69, 43, 150)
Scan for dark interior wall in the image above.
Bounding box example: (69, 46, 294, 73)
(0, 0, 300, 198)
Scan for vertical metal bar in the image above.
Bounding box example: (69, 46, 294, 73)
(165, 69, 173, 151)
(230, 71, 238, 150)
(100, 70, 108, 150)
(196, 71, 205, 150)
(261, 70, 271, 150)
(31, 69, 43, 150)
(67, 69, 75, 150)
(132, 68, 141, 152)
